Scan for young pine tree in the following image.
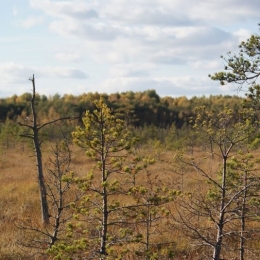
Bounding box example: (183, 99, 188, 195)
(50, 98, 146, 259)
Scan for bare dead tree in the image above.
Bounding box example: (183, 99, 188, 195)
(16, 135, 83, 258)
(18, 75, 78, 224)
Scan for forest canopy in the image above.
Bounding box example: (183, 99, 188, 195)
(0, 90, 244, 129)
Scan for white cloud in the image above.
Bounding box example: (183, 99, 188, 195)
(100, 0, 260, 26)
(0, 62, 35, 83)
(2, 0, 259, 98)
(55, 52, 82, 63)
(0, 63, 87, 83)
(40, 67, 87, 79)
(28, 0, 259, 69)
(20, 16, 44, 28)
(109, 63, 157, 77)
(189, 60, 222, 70)
(30, 0, 98, 20)
(13, 5, 18, 16)
(49, 19, 120, 41)
(99, 75, 227, 97)
(233, 29, 253, 43)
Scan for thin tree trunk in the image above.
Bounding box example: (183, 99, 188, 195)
(145, 203, 151, 260)
(240, 214, 245, 260)
(239, 173, 248, 260)
(34, 132, 49, 224)
(31, 75, 49, 224)
(213, 220, 224, 260)
(212, 156, 227, 260)
(100, 185, 108, 259)
(100, 116, 108, 259)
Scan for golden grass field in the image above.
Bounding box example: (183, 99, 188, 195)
(0, 140, 189, 259)
(1, 140, 260, 259)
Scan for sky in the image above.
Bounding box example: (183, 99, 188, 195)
(1, 0, 260, 98)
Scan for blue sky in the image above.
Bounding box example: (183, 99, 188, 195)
(0, 0, 259, 98)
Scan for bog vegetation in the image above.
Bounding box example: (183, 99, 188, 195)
(1, 25, 260, 260)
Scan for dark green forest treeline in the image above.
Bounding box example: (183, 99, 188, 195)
(0, 90, 247, 153)
(0, 89, 244, 128)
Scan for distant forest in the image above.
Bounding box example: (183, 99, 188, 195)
(0, 89, 244, 128)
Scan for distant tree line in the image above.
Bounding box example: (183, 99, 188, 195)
(0, 90, 244, 129)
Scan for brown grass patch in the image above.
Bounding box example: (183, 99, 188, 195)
(1, 142, 260, 259)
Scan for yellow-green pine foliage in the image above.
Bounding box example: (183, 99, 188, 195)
(72, 97, 137, 162)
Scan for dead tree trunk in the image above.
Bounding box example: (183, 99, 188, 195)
(19, 75, 49, 224)
(18, 75, 78, 224)
(31, 85, 50, 224)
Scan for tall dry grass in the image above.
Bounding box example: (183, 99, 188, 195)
(1, 141, 260, 259)
(0, 144, 40, 259)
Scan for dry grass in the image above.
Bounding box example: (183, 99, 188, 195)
(0, 144, 40, 259)
(1, 141, 260, 259)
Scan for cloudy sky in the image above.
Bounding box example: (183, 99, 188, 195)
(1, 0, 259, 98)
